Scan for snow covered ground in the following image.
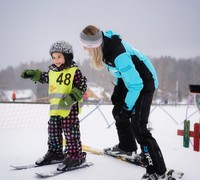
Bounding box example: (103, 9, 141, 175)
(0, 103, 200, 180)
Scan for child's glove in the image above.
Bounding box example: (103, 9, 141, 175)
(59, 87, 83, 108)
(21, 69, 42, 82)
(59, 95, 74, 108)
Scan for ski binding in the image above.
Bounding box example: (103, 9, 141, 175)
(35, 162, 93, 178)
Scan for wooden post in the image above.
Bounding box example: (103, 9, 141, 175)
(183, 120, 190, 148)
(193, 123, 200, 151)
(177, 122, 200, 151)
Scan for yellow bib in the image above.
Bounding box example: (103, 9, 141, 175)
(48, 67, 82, 117)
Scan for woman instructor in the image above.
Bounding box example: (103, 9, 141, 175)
(80, 25, 166, 180)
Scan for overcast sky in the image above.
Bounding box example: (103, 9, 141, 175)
(0, 0, 199, 70)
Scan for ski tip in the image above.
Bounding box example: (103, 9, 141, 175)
(35, 173, 50, 178)
(10, 165, 18, 168)
(10, 165, 24, 170)
(10, 164, 37, 170)
(166, 169, 184, 179)
(10, 165, 16, 170)
(86, 162, 94, 166)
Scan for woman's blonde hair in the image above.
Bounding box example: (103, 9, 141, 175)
(82, 25, 104, 70)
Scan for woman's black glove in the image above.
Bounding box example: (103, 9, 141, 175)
(112, 105, 132, 122)
(111, 78, 128, 105)
(111, 85, 119, 105)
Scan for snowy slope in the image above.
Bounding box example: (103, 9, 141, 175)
(0, 103, 199, 180)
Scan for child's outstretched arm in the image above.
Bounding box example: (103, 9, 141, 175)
(21, 69, 42, 82)
(21, 69, 49, 84)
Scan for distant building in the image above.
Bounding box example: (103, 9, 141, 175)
(1, 89, 36, 102)
(86, 83, 111, 103)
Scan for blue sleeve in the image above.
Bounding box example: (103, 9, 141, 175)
(115, 53, 143, 110)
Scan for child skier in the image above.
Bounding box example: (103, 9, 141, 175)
(21, 41, 87, 170)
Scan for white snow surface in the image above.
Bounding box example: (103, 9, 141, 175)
(0, 103, 200, 180)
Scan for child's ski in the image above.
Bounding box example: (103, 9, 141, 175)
(10, 160, 62, 170)
(35, 162, 93, 178)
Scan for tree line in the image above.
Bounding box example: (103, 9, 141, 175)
(0, 56, 200, 102)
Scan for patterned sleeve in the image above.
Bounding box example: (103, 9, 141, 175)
(73, 69, 87, 95)
(39, 71, 49, 84)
